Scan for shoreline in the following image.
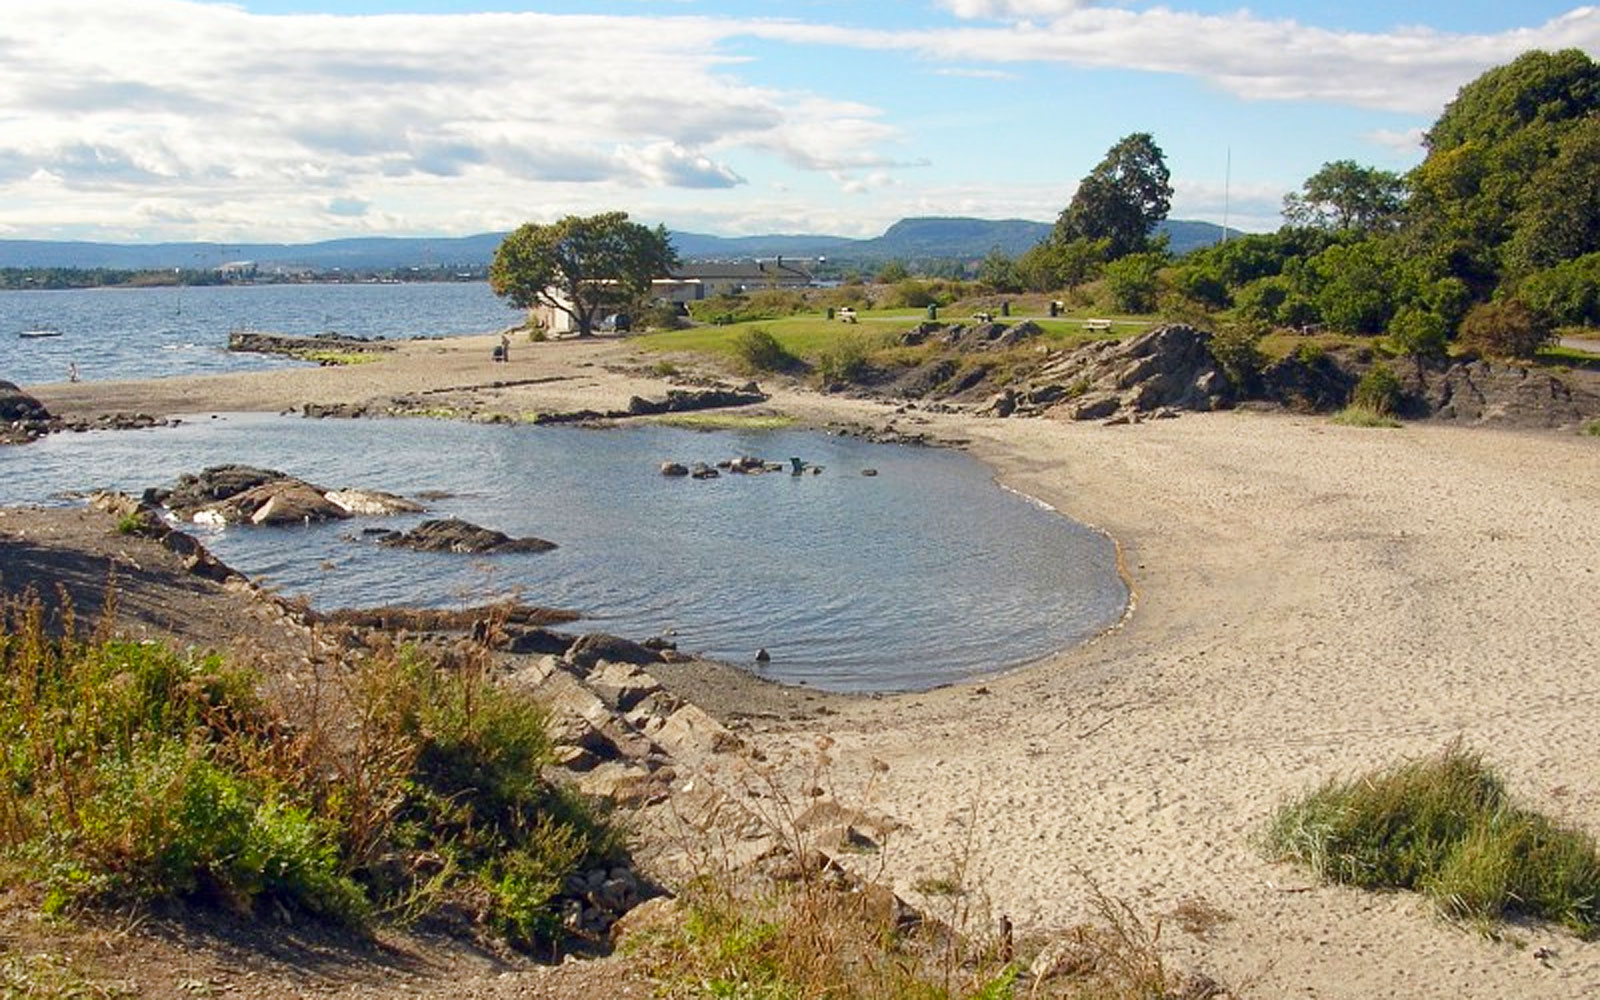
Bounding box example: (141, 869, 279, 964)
(18, 332, 1600, 998)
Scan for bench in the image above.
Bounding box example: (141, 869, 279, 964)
(972, 312, 994, 323)
(837, 307, 858, 323)
(1083, 318, 1113, 333)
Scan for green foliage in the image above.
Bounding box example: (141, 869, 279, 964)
(1351, 362, 1403, 415)
(1101, 252, 1166, 313)
(1584, 419, 1600, 436)
(1016, 237, 1105, 291)
(0, 595, 619, 951)
(731, 328, 799, 373)
(1283, 160, 1406, 234)
(875, 259, 910, 284)
(1054, 132, 1173, 260)
(1518, 252, 1600, 326)
(1170, 260, 1229, 310)
(1306, 238, 1408, 334)
(489, 212, 677, 338)
(1210, 320, 1267, 390)
(885, 279, 937, 309)
(1265, 744, 1600, 936)
(816, 335, 873, 384)
(1387, 306, 1449, 359)
(977, 249, 1021, 293)
(1458, 298, 1552, 359)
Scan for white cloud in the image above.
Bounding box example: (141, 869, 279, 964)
(1365, 127, 1429, 154)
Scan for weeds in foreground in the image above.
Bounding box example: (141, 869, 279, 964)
(1330, 406, 1401, 428)
(0, 590, 620, 949)
(1583, 418, 1600, 437)
(1264, 743, 1600, 937)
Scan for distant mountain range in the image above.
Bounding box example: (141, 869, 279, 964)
(0, 217, 1229, 272)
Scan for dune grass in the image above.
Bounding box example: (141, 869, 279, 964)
(1265, 744, 1600, 937)
(1329, 406, 1401, 428)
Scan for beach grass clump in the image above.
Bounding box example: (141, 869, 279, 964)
(1330, 406, 1401, 428)
(0, 591, 621, 948)
(651, 412, 797, 431)
(1265, 744, 1600, 936)
(1583, 418, 1600, 436)
(1351, 362, 1403, 416)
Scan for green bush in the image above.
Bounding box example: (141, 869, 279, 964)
(1352, 362, 1402, 415)
(1210, 320, 1267, 390)
(816, 336, 872, 384)
(731, 328, 798, 373)
(1265, 744, 1600, 936)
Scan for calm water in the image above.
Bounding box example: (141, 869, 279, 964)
(0, 415, 1126, 692)
(0, 283, 516, 386)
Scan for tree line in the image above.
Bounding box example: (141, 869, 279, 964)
(493, 49, 1598, 356)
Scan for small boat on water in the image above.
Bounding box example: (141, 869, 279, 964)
(19, 326, 63, 339)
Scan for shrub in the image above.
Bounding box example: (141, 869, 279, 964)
(816, 336, 872, 385)
(1265, 744, 1600, 936)
(731, 328, 798, 373)
(1209, 320, 1267, 391)
(1388, 306, 1448, 359)
(1102, 252, 1165, 313)
(1458, 299, 1553, 359)
(1351, 362, 1402, 416)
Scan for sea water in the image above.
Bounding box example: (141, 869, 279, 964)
(0, 414, 1126, 693)
(0, 282, 515, 386)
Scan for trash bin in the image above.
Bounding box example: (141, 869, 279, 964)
(926, 303, 938, 321)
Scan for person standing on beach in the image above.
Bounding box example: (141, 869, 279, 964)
(68, 362, 79, 382)
(500, 330, 511, 362)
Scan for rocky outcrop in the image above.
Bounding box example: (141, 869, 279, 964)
(626, 386, 769, 416)
(1409, 358, 1600, 430)
(228, 330, 394, 359)
(1, 380, 54, 444)
(984, 324, 1230, 422)
(151, 466, 426, 526)
(88, 492, 243, 584)
(373, 517, 556, 554)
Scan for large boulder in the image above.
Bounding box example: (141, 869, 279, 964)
(375, 517, 556, 554)
(0, 381, 51, 422)
(155, 465, 288, 514)
(229, 480, 351, 526)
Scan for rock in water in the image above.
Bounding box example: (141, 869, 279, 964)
(376, 517, 556, 554)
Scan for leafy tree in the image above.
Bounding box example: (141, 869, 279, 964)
(1504, 117, 1600, 274)
(875, 259, 910, 284)
(1425, 48, 1600, 153)
(1054, 132, 1173, 260)
(489, 212, 677, 338)
(1016, 237, 1105, 291)
(1518, 252, 1600, 326)
(1102, 251, 1166, 313)
(977, 249, 1021, 293)
(1305, 239, 1408, 334)
(1283, 160, 1406, 234)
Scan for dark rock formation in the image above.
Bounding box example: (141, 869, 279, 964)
(224, 480, 352, 525)
(1260, 351, 1360, 412)
(567, 633, 664, 670)
(154, 464, 286, 513)
(88, 492, 242, 583)
(228, 330, 394, 359)
(626, 386, 769, 416)
(374, 517, 556, 554)
(1, 380, 54, 444)
(1409, 358, 1600, 430)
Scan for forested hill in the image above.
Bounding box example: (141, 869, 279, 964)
(0, 218, 1226, 272)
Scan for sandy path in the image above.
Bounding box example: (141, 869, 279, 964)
(25, 335, 1600, 998)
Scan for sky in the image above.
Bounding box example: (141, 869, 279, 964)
(1, 0, 1596, 244)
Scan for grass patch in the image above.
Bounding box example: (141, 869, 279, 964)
(649, 412, 798, 431)
(1264, 743, 1600, 937)
(1583, 419, 1600, 437)
(1330, 406, 1401, 428)
(0, 591, 621, 950)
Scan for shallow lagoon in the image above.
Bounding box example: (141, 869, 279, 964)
(0, 414, 1126, 692)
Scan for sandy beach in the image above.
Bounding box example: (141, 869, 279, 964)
(23, 332, 1600, 998)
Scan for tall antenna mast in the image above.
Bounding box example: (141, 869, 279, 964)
(1222, 147, 1232, 243)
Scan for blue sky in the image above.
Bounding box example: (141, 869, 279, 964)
(1, 1, 1594, 243)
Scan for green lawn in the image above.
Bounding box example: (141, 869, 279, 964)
(637, 309, 1135, 363)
